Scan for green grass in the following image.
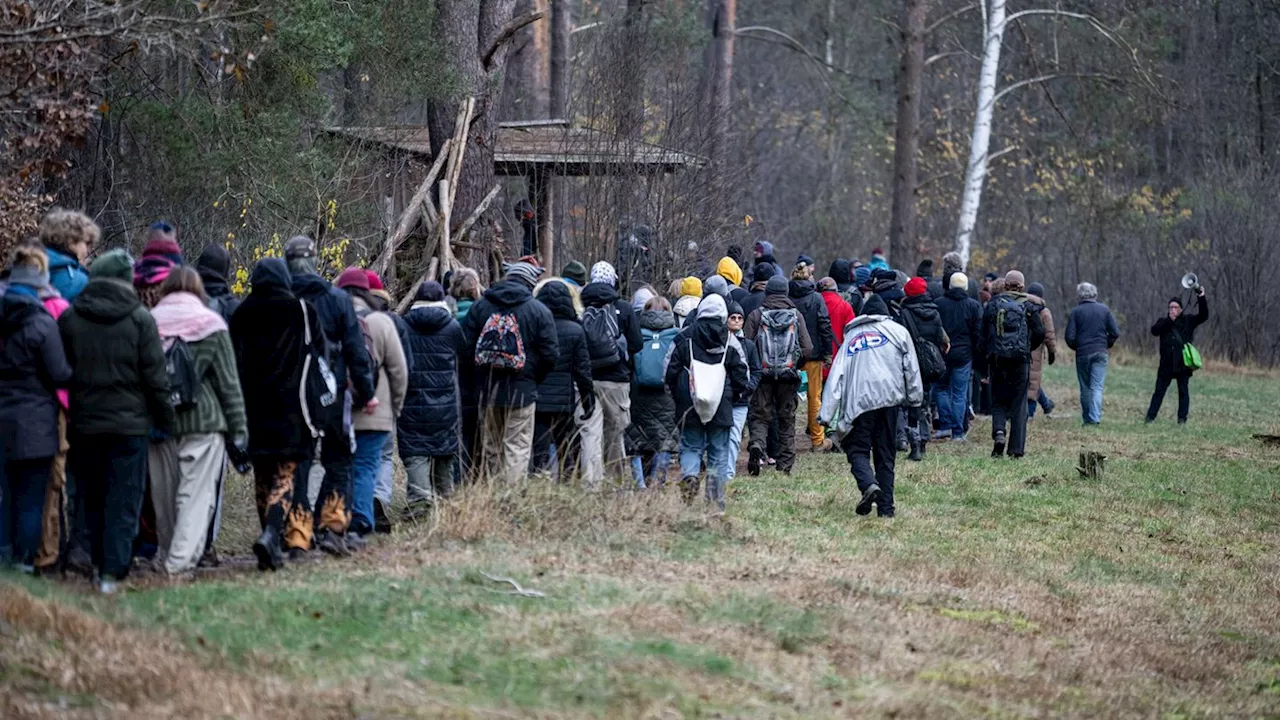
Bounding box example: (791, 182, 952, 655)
(3, 360, 1279, 717)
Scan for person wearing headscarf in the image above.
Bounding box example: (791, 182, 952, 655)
(580, 261, 643, 483)
(664, 294, 750, 512)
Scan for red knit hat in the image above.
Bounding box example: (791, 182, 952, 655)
(905, 276, 928, 297)
(364, 270, 385, 290)
(335, 266, 370, 290)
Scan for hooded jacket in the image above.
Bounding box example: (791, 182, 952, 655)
(460, 279, 559, 408)
(788, 279, 834, 362)
(1025, 293, 1057, 401)
(664, 305, 750, 429)
(1151, 295, 1209, 377)
(673, 295, 701, 327)
(935, 286, 983, 366)
(752, 241, 785, 278)
(628, 309, 680, 453)
(59, 277, 174, 436)
(535, 282, 594, 415)
(398, 301, 463, 457)
(230, 259, 314, 459)
(739, 280, 768, 319)
(291, 272, 376, 411)
(0, 290, 73, 459)
(196, 246, 241, 323)
(46, 247, 90, 303)
(899, 294, 950, 352)
(829, 259, 854, 293)
(820, 289, 856, 360)
(819, 314, 924, 439)
(350, 295, 409, 432)
(579, 282, 643, 383)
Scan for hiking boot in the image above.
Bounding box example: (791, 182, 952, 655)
(316, 529, 350, 557)
(747, 448, 762, 477)
(680, 476, 700, 505)
(345, 532, 368, 552)
(65, 546, 94, 578)
(856, 484, 881, 516)
(992, 431, 1006, 458)
(253, 527, 285, 572)
(897, 439, 910, 453)
(919, 441, 927, 459)
(197, 547, 222, 568)
(908, 442, 923, 462)
(288, 547, 308, 562)
(373, 498, 393, 534)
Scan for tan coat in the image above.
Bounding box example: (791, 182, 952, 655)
(1027, 294, 1057, 401)
(351, 296, 409, 432)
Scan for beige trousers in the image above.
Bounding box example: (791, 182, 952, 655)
(575, 397, 604, 490)
(595, 380, 632, 481)
(149, 433, 226, 574)
(480, 404, 536, 485)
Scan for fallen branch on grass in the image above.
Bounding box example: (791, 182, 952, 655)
(479, 572, 546, 598)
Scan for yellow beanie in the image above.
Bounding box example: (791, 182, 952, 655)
(716, 257, 743, 287)
(679, 276, 702, 298)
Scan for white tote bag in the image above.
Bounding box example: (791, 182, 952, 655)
(688, 340, 728, 424)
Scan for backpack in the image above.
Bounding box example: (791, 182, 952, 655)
(355, 308, 383, 387)
(163, 338, 201, 411)
(687, 340, 728, 424)
(990, 295, 1031, 360)
(299, 299, 339, 437)
(582, 304, 625, 369)
(474, 311, 527, 371)
(635, 327, 679, 388)
(757, 308, 802, 381)
(899, 308, 946, 383)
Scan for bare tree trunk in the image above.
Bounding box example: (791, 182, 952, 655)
(954, 0, 1007, 268)
(706, 0, 737, 228)
(550, 0, 569, 118)
(889, 0, 927, 268)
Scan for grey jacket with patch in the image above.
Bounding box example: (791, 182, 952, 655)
(819, 314, 924, 439)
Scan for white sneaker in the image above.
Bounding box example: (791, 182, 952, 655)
(98, 578, 120, 595)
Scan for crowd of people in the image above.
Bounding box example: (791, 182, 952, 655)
(0, 214, 1211, 592)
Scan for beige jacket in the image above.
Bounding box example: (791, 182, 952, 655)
(1027, 295, 1057, 401)
(351, 296, 408, 432)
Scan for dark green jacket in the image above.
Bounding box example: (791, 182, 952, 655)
(59, 277, 175, 436)
(171, 330, 248, 440)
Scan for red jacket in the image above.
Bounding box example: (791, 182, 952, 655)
(820, 290, 856, 366)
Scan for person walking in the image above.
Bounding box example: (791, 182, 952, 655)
(1024, 282, 1058, 420)
(335, 268, 408, 545)
(744, 275, 813, 475)
(59, 249, 174, 593)
(195, 244, 240, 324)
(628, 296, 680, 488)
(818, 277, 856, 373)
(819, 293, 923, 518)
(1146, 287, 1209, 424)
(788, 263, 834, 453)
(1065, 282, 1121, 426)
(717, 257, 748, 306)
(133, 222, 184, 309)
(977, 271, 1045, 458)
(40, 209, 96, 303)
(532, 281, 595, 482)
(397, 281, 464, 518)
(229, 258, 317, 571)
(284, 237, 377, 557)
(934, 272, 982, 441)
(898, 277, 949, 461)
(665, 295, 750, 511)
(672, 276, 702, 327)
(580, 261, 643, 482)
(460, 260, 558, 485)
(147, 267, 248, 575)
(364, 270, 410, 535)
(448, 267, 485, 481)
(0, 248, 73, 572)
(725, 301, 760, 481)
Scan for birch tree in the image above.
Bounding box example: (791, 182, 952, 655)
(953, 0, 1006, 268)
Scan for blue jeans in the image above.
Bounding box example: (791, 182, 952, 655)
(679, 424, 730, 509)
(350, 430, 390, 535)
(936, 362, 972, 437)
(1028, 387, 1055, 418)
(634, 451, 670, 490)
(1075, 352, 1109, 424)
(725, 405, 748, 479)
(1, 458, 52, 567)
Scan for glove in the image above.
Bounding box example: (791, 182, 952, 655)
(227, 436, 252, 474)
(1047, 350, 1056, 366)
(579, 393, 596, 422)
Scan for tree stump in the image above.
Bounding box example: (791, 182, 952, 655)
(1077, 451, 1106, 480)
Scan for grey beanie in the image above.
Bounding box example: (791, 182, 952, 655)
(702, 274, 730, 299)
(8, 261, 50, 290)
(765, 275, 789, 295)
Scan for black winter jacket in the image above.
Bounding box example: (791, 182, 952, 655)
(398, 302, 463, 457)
(788, 279, 834, 362)
(739, 282, 767, 319)
(579, 282, 643, 383)
(665, 316, 751, 429)
(460, 280, 559, 408)
(0, 291, 72, 459)
(1152, 295, 1209, 377)
(899, 294, 950, 353)
(733, 329, 761, 407)
(59, 278, 174, 437)
(935, 287, 983, 366)
(291, 272, 376, 411)
(628, 309, 679, 453)
(230, 259, 315, 460)
(535, 282, 594, 415)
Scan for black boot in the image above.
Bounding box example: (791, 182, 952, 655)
(908, 442, 923, 462)
(747, 447, 762, 477)
(252, 526, 285, 572)
(992, 430, 1006, 458)
(373, 498, 393, 534)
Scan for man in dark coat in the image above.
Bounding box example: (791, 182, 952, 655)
(230, 258, 315, 569)
(284, 236, 376, 557)
(59, 250, 173, 592)
(665, 295, 750, 511)
(899, 277, 950, 460)
(828, 258, 854, 294)
(976, 270, 1046, 459)
(789, 267, 834, 452)
(460, 261, 558, 485)
(744, 276, 813, 475)
(196, 244, 240, 323)
(1146, 287, 1209, 424)
(739, 262, 773, 318)
(532, 281, 594, 480)
(580, 261, 643, 482)
(1065, 282, 1121, 425)
(934, 272, 983, 441)
(396, 281, 464, 515)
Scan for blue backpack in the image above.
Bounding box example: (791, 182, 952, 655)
(635, 327, 680, 388)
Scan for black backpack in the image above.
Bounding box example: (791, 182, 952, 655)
(899, 309, 946, 383)
(989, 295, 1031, 360)
(164, 338, 200, 410)
(582, 303, 625, 369)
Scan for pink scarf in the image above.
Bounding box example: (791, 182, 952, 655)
(151, 291, 227, 345)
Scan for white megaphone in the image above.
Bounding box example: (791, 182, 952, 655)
(1181, 273, 1200, 291)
